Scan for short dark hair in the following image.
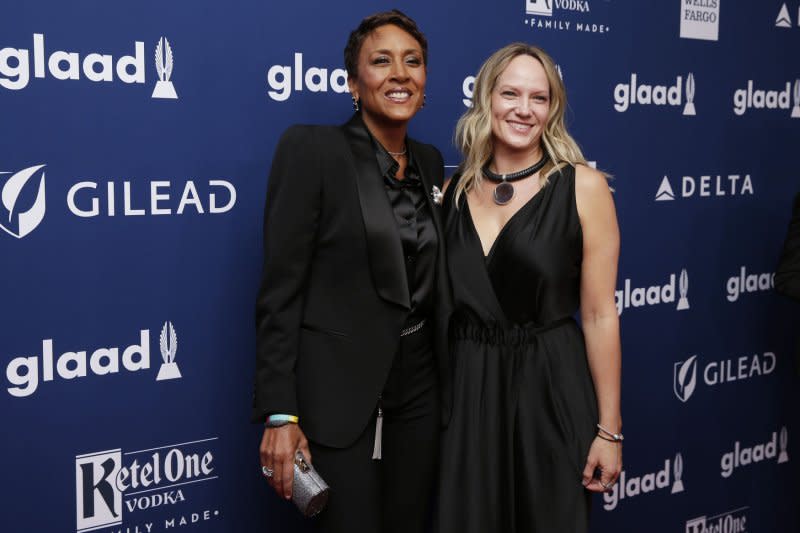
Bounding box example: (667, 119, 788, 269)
(344, 9, 428, 80)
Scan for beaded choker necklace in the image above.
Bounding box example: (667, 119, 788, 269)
(481, 153, 549, 205)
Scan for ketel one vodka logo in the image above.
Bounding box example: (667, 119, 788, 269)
(0, 164, 46, 238)
(75, 437, 218, 532)
(615, 269, 689, 316)
(603, 453, 684, 511)
(613, 73, 696, 115)
(0, 33, 179, 99)
(720, 427, 789, 478)
(686, 506, 749, 533)
(5, 322, 183, 397)
(733, 79, 800, 117)
(673, 352, 776, 402)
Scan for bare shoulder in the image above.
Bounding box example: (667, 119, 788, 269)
(573, 164, 615, 224)
(574, 164, 610, 198)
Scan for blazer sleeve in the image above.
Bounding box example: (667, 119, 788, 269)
(252, 125, 322, 422)
(775, 192, 800, 302)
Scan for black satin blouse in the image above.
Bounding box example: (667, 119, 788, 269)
(371, 137, 437, 323)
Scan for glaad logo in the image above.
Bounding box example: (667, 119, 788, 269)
(655, 174, 754, 201)
(733, 79, 800, 117)
(680, 0, 720, 41)
(720, 427, 789, 478)
(75, 437, 219, 533)
(615, 269, 689, 315)
(5, 322, 183, 398)
(726, 267, 774, 302)
(686, 506, 749, 533)
(613, 73, 696, 115)
(603, 453, 684, 511)
(673, 352, 776, 402)
(461, 65, 563, 107)
(0, 164, 46, 238)
(152, 36, 177, 99)
(0, 34, 178, 99)
(267, 53, 348, 102)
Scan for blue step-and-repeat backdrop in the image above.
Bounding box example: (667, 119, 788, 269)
(2, 1, 799, 532)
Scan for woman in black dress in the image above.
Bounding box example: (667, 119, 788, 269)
(437, 43, 623, 532)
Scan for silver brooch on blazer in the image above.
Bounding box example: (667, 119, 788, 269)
(431, 185, 443, 205)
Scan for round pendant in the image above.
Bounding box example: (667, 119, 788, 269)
(493, 182, 515, 205)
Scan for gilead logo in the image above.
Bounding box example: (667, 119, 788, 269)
(673, 352, 776, 402)
(0, 164, 46, 238)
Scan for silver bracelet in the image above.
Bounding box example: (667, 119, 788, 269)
(597, 423, 624, 442)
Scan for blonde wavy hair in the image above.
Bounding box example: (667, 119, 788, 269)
(454, 43, 590, 204)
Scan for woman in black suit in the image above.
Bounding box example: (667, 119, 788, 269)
(252, 10, 450, 533)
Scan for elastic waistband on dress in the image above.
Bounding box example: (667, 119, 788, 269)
(450, 316, 574, 345)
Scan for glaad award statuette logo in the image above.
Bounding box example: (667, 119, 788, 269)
(778, 427, 789, 464)
(674, 355, 698, 403)
(677, 268, 690, 310)
(152, 36, 178, 99)
(0, 164, 46, 239)
(683, 73, 696, 116)
(792, 80, 800, 118)
(672, 453, 684, 493)
(157, 321, 181, 380)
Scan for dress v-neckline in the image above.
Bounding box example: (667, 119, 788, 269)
(465, 180, 549, 261)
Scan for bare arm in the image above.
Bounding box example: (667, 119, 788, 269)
(574, 164, 622, 492)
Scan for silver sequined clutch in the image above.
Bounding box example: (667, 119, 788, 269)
(292, 451, 330, 517)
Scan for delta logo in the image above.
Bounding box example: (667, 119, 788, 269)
(654, 174, 754, 201)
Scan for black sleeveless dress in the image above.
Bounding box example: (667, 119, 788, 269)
(437, 166, 598, 533)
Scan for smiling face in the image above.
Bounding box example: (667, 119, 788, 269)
(490, 54, 550, 161)
(347, 24, 426, 129)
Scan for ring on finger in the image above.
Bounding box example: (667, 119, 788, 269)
(261, 465, 274, 478)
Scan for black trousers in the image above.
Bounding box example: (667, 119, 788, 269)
(309, 326, 440, 533)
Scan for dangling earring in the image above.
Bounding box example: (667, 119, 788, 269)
(352, 95, 360, 111)
(422, 93, 426, 108)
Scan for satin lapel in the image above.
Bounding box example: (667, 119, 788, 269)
(342, 115, 410, 310)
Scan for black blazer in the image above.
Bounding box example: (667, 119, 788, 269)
(252, 114, 452, 448)
(775, 192, 800, 373)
